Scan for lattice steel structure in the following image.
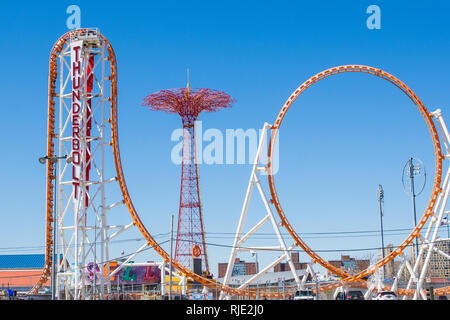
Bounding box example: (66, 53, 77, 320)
(222, 65, 450, 299)
(143, 86, 235, 272)
(32, 28, 154, 300)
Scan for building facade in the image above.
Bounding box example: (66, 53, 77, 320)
(217, 258, 257, 278)
(423, 239, 450, 279)
(273, 252, 309, 272)
(0, 254, 49, 292)
(328, 255, 370, 275)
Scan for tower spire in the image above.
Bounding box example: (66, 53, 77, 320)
(187, 68, 190, 92)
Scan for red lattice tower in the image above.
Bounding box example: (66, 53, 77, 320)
(143, 86, 235, 273)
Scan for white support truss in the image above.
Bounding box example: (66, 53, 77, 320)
(221, 111, 450, 300)
(220, 123, 301, 299)
(54, 29, 145, 300)
(403, 108, 450, 300)
(368, 108, 450, 300)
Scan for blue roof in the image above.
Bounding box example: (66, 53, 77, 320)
(0, 254, 45, 269)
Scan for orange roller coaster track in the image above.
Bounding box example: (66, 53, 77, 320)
(267, 65, 449, 296)
(33, 31, 447, 298)
(30, 29, 249, 298)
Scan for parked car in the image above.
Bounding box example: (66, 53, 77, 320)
(374, 291, 397, 300)
(294, 290, 315, 300)
(345, 290, 365, 300)
(335, 290, 364, 300)
(438, 295, 448, 300)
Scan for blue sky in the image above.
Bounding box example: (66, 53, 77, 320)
(0, 0, 449, 277)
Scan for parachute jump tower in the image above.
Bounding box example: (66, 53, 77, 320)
(143, 82, 235, 273)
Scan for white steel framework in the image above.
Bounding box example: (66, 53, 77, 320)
(220, 123, 303, 299)
(335, 108, 450, 300)
(222, 110, 450, 300)
(54, 29, 139, 300)
(402, 108, 450, 299)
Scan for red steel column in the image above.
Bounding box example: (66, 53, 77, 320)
(175, 117, 209, 272)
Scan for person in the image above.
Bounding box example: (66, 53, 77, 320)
(7, 288, 14, 300)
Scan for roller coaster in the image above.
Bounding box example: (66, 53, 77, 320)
(30, 29, 450, 299)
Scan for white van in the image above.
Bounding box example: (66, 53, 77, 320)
(293, 290, 315, 300)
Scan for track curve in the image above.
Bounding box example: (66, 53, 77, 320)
(31, 29, 248, 298)
(267, 65, 444, 285)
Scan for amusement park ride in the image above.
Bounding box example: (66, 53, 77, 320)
(142, 82, 235, 273)
(31, 28, 450, 300)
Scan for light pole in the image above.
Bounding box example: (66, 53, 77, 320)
(251, 251, 259, 299)
(38, 154, 71, 300)
(315, 277, 319, 300)
(402, 157, 426, 260)
(377, 184, 385, 280)
(169, 214, 174, 301)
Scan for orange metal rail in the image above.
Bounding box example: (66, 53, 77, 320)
(266, 65, 449, 296)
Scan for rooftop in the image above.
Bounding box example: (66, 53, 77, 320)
(0, 254, 45, 270)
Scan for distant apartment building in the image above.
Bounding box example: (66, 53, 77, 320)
(273, 252, 308, 272)
(422, 238, 450, 279)
(217, 258, 257, 278)
(328, 255, 370, 275)
(377, 240, 450, 281)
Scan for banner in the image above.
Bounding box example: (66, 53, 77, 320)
(70, 40, 83, 202)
